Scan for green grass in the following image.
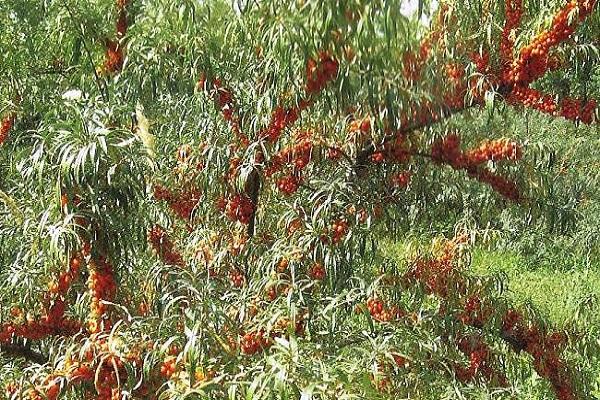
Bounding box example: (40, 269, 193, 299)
(470, 247, 600, 327)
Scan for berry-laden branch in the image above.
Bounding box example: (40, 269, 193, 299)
(401, 237, 580, 399)
(354, 0, 598, 172)
(199, 52, 339, 235)
(100, 0, 131, 75)
(0, 113, 15, 145)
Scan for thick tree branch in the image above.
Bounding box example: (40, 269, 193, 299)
(0, 343, 48, 364)
(245, 168, 261, 236)
(353, 101, 480, 173)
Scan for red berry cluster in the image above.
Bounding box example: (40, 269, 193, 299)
(401, 5, 448, 82)
(217, 193, 255, 224)
(148, 225, 184, 266)
(464, 138, 522, 165)
(365, 297, 405, 323)
(472, 168, 521, 201)
(240, 330, 272, 355)
(0, 114, 14, 145)
(229, 268, 245, 288)
(470, 51, 490, 74)
(326, 146, 343, 160)
(0, 253, 86, 344)
(501, 309, 574, 400)
(369, 136, 412, 165)
(47, 255, 84, 298)
(153, 184, 201, 222)
(500, 0, 523, 68)
(390, 171, 411, 188)
(329, 218, 349, 244)
(102, 40, 124, 75)
(559, 97, 597, 124)
(445, 63, 465, 83)
(264, 132, 313, 195)
(507, 86, 557, 114)
(398, 100, 446, 131)
(258, 102, 310, 143)
(160, 355, 178, 378)
(265, 132, 314, 178)
(308, 262, 325, 280)
(431, 134, 521, 201)
(509, 0, 597, 86)
(87, 257, 117, 333)
(348, 116, 372, 134)
(0, 310, 81, 343)
(454, 335, 508, 386)
(508, 87, 597, 124)
(277, 174, 301, 195)
(457, 295, 492, 328)
(101, 0, 129, 75)
(305, 52, 339, 95)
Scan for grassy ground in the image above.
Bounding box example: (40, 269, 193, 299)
(470, 247, 600, 327)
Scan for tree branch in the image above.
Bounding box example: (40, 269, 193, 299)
(0, 343, 48, 364)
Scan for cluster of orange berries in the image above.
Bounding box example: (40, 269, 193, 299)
(148, 225, 184, 266)
(258, 103, 309, 143)
(471, 168, 521, 202)
(508, 87, 597, 124)
(464, 138, 522, 165)
(264, 132, 314, 178)
(431, 133, 521, 201)
(305, 52, 339, 95)
(153, 184, 201, 222)
(507, 86, 557, 114)
(308, 262, 325, 280)
(0, 310, 81, 343)
(87, 257, 117, 333)
(326, 146, 343, 160)
(390, 171, 411, 188)
(445, 63, 465, 84)
(501, 309, 574, 400)
(454, 335, 508, 386)
(370, 136, 412, 165)
(0, 253, 88, 344)
(240, 330, 272, 355)
(276, 174, 301, 195)
(101, 0, 129, 75)
(500, 0, 523, 66)
(102, 40, 124, 75)
(327, 218, 349, 244)
(401, 237, 577, 397)
(457, 294, 492, 328)
(560, 98, 597, 124)
(471, 51, 490, 74)
(228, 268, 245, 288)
(116, 0, 128, 37)
(47, 254, 84, 299)
(403, 244, 460, 298)
(0, 114, 14, 145)
(401, 4, 448, 83)
(216, 193, 255, 224)
(347, 116, 371, 135)
(509, 0, 596, 85)
(160, 356, 178, 378)
(398, 100, 446, 131)
(365, 297, 405, 323)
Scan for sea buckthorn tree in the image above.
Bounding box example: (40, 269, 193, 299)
(0, 0, 599, 399)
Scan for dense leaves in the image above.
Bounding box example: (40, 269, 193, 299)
(0, 0, 599, 399)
